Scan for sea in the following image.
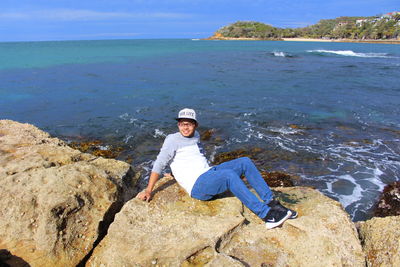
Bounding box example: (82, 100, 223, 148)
(1, 39, 399, 221)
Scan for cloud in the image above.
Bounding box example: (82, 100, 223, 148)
(0, 9, 192, 21)
(76, 32, 141, 37)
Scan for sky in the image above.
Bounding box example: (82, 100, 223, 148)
(0, 0, 398, 42)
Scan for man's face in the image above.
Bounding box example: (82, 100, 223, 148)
(177, 119, 197, 137)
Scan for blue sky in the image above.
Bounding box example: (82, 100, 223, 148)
(0, 0, 398, 41)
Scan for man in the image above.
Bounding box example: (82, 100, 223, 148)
(137, 108, 297, 229)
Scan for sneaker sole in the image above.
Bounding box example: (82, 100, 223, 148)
(289, 211, 298, 219)
(265, 210, 292, 229)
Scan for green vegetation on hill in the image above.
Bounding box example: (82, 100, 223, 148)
(216, 21, 280, 39)
(214, 12, 400, 40)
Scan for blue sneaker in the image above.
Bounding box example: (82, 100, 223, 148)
(268, 199, 298, 219)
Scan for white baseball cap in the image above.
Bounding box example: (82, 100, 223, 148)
(175, 108, 197, 123)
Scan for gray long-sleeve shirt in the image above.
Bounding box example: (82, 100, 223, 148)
(151, 131, 211, 194)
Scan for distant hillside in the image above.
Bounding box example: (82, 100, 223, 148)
(209, 12, 400, 40)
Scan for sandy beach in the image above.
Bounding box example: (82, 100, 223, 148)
(205, 36, 400, 44)
(283, 38, 332, 42)
(283, 37, 400, 44)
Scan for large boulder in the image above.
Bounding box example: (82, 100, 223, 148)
(87, 176, 245, 266)
(88, 177, 365, 266)
(0, 120, 138, 266)
(220, 187, 365, 266)
(358, 216, 400, 267)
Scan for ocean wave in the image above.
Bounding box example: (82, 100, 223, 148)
(272, 51, 287, 57)
(119, 113, 138, 124)
(307, 49, 392, 58)
(123, 135, 133, 143)
(271, 51, 293, 57)
(304, 164, 386, 219)
(153, 128, 166, 138)
(267, 126, 303, 135)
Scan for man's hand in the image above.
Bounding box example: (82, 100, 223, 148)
(136, 190, 151, 202)
(136, 172, 159, 202)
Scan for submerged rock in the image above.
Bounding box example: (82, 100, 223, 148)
(358, 216, 400, 267)
(200, 128, 216, 142)
(212, 148, 262, 165)
(0, 120, 139, 267)
(260, 171, 296, 187)
(373, 181, 400, 217)
(69, 140, 124, 159)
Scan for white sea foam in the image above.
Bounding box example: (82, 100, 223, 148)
(277, 141, 297, 153)
(123, 135, 133, 143)
(273, 51, 287, 57)
(231, 114, 399, 220)
(119, 113, 129, 119)
(307, 49, 391, 58)
(267, 126, 302, 135)
(153, 129, 166, 138)
(119, 113, 139, 125)
(209, 145, 223, 163)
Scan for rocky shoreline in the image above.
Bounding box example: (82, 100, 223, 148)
(204, 33, 400, 44)
(1, 120, 399, 266)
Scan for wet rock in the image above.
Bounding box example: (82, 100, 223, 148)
(260, 171, 296, 187)
(212, 148, 262, 165)
(0, 120, 139, 267)
(358, 216, 400, 267)
(288, 124, 313, 130)
(69, 140, 124, 159)
(331, 179, 356, 195)
(200, 128, 215, 141)
(373, 181, 400, 217)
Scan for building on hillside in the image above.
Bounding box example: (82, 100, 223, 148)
(386, 11, 400, 17)
(356, 19, 368, 26)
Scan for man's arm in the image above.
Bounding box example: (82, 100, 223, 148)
(136, 171, 160, 202)
(136, 134, 176, 202)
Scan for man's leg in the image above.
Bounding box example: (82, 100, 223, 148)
(191, 167, 271, 219)
(219, 157, 298, 219)
(214, 157, 274, 203)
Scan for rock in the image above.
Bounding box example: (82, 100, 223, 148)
(358, 216, 400, 267)
(0, 120, 138, 267)
(260, 171, 296, 187)
(88, 176, 364, 266)
(200, 128, 215, 141)
(87, 176, 245, 266)
(0, 120, 372, 266)
(220, 187, 365, 267)
(69, 140, 124, 159)
(373, 181, 400, 217)
(212, 148, 262, 165)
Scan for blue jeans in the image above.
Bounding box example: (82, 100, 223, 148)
(191, 157, 273, 219)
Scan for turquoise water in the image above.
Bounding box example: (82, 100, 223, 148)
(1, 39, 399, 220)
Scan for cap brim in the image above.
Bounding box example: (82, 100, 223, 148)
(175, 117, 197, 123)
